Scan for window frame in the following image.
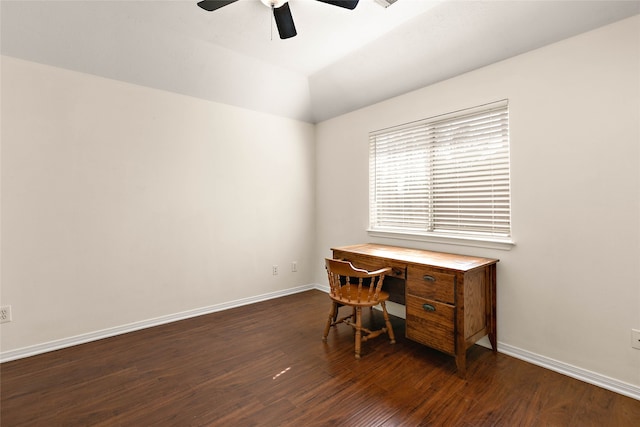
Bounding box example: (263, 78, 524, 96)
(368, 100, 514, 250)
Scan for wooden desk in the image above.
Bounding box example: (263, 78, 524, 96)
(331, 243, 498, 376)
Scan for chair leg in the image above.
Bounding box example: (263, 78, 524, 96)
(333, 303, 341, 322)
(380, 301, 396, 344)
(323, 302, 337, 342)
(354, 306, 362, 359)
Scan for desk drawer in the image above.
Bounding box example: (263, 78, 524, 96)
(333, 251, 406, 280)
(406, 297, 455, 355)
(406, 266, 455, 304)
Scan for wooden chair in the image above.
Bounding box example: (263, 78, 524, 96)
(322, 258, 396, 358)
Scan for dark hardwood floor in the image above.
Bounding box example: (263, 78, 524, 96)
(1, 290, 639, 426)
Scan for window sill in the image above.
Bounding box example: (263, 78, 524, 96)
(367, 229, 515, 251)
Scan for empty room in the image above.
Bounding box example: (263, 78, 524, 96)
(1, 0, 639, 425)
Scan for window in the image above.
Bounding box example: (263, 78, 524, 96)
(369, 100, 512, 247)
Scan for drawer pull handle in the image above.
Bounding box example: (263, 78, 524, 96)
(393, 268, 403, 276)
(422, 304, 436, 312)
(423, 275, 436, 282)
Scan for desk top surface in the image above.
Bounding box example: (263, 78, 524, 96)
(332, 243, 498, 272)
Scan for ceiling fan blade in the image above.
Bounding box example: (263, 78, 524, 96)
(315, 0, 359, 10)
(273, 3, 297, 39)
(197, 0, 239, 12)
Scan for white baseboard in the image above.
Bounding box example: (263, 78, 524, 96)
(3, 284, 638, 401)
(496, 342, 640, 401)
(0, 284, 316, 363)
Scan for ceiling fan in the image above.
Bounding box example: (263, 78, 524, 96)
(197, 0, 360, 40)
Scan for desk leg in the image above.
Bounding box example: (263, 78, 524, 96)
(487, 264, 498, 352)
(455, 353, 467, 378)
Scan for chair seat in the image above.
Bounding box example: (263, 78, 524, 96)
(330, 286, 390, 307)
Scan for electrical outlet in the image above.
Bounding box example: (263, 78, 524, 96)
(632, 329, 640, 350)
(291, 261, 297, 272)
(0, 305, 12, 324)
(272, 265, 278, 275)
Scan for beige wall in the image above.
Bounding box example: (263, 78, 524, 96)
(0, 56, 316, 352)
(315, 15, 640, 387)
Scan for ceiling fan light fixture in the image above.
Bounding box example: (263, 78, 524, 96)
(260, 0, 288, 8)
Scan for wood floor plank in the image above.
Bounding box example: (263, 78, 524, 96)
(1, 290, 638, 426)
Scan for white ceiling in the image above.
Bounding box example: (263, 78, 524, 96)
(2, 0, 639, 123)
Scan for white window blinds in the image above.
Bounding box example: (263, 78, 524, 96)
(369, 100, 511, 241)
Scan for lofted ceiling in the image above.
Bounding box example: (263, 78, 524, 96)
(2, 0, 639, 123)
